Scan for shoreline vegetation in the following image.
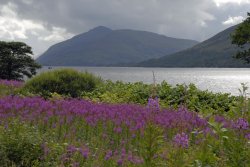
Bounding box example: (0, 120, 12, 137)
(0, 69, 249, 166)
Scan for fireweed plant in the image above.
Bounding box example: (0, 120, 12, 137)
(0, 96, 249, 166)
(0, 78, 249, 166)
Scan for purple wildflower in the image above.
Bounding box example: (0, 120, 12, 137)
(72, 162, 80, 167)
(121, 148, 126, 159)
(67, 145, 77, 153)
(173, 132, 189, 148)
(234, 118, 249, 130)
(41, 143, 50, 158)
(245, 133, 250, 140)
(80, 148, 89, 159)
(132, 157, 144, 164)
(127, 151, 133, 162)
(0, 80, 24, 88)
(114, 127, 122, 133)
(117, 159, 123, 166)
(147, 97, 160, 111)
(105, 150, 113, 160)
(215, 115, 232, 128)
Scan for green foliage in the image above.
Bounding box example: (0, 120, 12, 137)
(83, 80, 237, 114)
(0, 85, 18, 97)
(207, 120, 250, 167)
(0, 41, 41, 80)
(238, 83, 249, 116)
(231, 12, 250, 63)
(223, 135, 250, 167)
(0, 85, 9, 97)
(83, 80, 151, 104)
(0, 80, 24, 97)
(140, 124, 164, 166)
(0, 121, 43, 167)
(24, 69, 103, 98)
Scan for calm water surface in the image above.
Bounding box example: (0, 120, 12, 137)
(40, 67, 250, 96)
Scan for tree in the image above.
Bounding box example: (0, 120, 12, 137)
(0, 41, 41, 80)
(231, 13, 250, 63)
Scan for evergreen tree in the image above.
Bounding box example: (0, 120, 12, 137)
(0, 41, 41, 80)
(231, 13, 250, 63)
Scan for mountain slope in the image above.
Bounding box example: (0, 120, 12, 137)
(36, 26, 199, 66)
(138, 25, 250, 67)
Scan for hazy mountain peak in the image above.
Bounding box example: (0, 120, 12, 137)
(37, 27, 198, 66)
(88, 26, 112, 32)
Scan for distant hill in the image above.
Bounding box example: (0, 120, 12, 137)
(36, 26, 199, 66)
(138, 25, 250, 67)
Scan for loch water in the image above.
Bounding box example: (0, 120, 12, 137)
(39, 67, 250, 96)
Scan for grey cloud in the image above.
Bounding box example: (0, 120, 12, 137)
(3, 0, 216, 39)
(0, 0, 249, 55)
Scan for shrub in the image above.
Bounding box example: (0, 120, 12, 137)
(24, 69, 103, 98)
(83, 81, 236, 114)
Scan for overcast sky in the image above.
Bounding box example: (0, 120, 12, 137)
(0, 0, 249, 57)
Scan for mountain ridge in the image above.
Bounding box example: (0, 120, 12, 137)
(138, 25, 250, 67)
(36, 26, 199, 66)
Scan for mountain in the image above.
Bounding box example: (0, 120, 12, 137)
(138, 25, 250, 67)
(36, 26, 199, 66)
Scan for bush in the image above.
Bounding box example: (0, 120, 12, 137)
(24, 69, 103, 98)
(83, 80, 237, 114)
